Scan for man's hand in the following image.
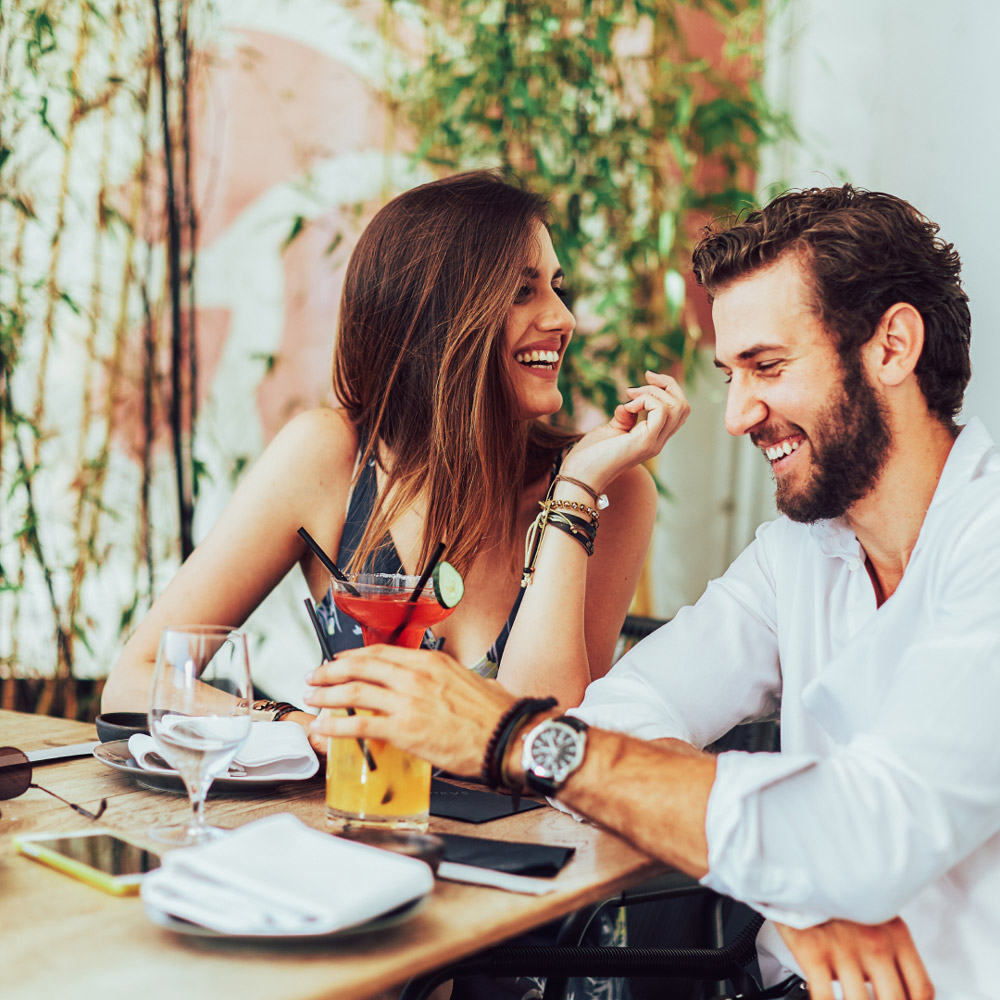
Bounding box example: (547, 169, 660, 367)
(776, 917, 933, 1000)
(304, 645, 517, 776)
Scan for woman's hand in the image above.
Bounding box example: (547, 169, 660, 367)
(775, 917, 934, 1000)
(561, 371, 690, 491)
(304, 646, 517, 776)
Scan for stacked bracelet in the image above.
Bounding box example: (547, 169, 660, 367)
(552, 474, 608, 511)
(481, 696, 558, 789)
(540, 497, 600, 522)
(521, 498, 600, 588)
(546, 509, 597, 555)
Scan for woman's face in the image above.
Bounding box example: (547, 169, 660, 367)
(504, 224, 576, 419)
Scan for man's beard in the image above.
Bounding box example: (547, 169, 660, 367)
(769, 354, 892, 523)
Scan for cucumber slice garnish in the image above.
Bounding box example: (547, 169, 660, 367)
(432, 560, 464, 608)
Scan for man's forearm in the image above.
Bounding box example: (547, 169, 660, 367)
(508, 725, 717, 878)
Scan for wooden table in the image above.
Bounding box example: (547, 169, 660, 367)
(1, 709, 671, 1000)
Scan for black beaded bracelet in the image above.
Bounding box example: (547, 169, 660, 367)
(481, 696, 558, 788)
(272, 703, 300, 722)
(546, 510, 596, 556)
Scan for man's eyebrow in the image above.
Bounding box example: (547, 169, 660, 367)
(713, 343, 785, 368)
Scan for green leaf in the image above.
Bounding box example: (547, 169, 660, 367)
(250, 351, 278, 375)
(282, 215, 306, 250)
(664, 270, 686, 322)
(657, 212, 676, 259)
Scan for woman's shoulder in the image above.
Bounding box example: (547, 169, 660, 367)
(605, 463, 656, 510)
(268, 407, 359, 468)
(251, 408, 360, 508)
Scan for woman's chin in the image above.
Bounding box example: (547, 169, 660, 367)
(518, 389, 564, 420)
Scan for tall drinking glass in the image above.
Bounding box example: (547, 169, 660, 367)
(326, 573, 454, 832)
(148, 626, 252, 846)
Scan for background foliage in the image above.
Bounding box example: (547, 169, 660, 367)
(0, 0, 200, 716)
(389, 0, 790, 415)
(0, 0, 786, 716)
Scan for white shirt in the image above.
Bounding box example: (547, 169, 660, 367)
(574, 418, 1000, 999)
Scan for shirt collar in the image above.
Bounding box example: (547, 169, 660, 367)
(806, 417, 996, 563)
(926, 417, 995, 510)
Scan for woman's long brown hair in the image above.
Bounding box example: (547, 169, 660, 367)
(333, 170, 578, 577)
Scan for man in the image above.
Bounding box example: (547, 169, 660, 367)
(307, 186, 998, 999)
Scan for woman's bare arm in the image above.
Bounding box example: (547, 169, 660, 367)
(497, 372, 688, 706)
(101, 408, 358, 712)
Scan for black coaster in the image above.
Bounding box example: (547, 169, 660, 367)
(430, 778, 544, 823)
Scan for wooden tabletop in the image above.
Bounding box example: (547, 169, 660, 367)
(1, 709, 670, 1000)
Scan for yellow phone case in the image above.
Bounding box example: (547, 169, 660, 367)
(13, 833, 146, 896)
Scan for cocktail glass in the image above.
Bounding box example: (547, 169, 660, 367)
(326, 573, 454, 832)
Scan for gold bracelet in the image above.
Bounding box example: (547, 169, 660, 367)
(540, 498, 599, 522)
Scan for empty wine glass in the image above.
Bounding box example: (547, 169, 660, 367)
(148, 626, 252, 846)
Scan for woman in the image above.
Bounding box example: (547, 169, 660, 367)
(102, 170, 689, 737)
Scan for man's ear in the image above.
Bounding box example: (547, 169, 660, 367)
(864, 302, 924, 388)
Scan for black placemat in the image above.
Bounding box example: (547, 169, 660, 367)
(430, 778, 544, 823)
(438, 832, 575, 876)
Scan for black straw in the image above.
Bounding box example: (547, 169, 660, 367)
(388, 541, 447, 644)
(303, 598, 377, 772)
(297, 527, 360, 596)
(408, 540, 447, 604)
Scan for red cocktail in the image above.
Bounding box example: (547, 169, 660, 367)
(326, 573, 455, 831)
(332, 588, 452, 649)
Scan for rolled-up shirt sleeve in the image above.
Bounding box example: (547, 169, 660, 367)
(573, 523, 783, 745)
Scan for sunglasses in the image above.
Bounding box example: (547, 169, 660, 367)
(0, 747, 107, 821)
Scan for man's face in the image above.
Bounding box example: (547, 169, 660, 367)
(712, 255, 891, 522)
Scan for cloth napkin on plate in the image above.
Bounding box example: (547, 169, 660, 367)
(141, 813, 434, 935)
(128, 721, 319, 780)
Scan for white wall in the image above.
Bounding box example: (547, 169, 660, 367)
(764, 0, 1000, 437)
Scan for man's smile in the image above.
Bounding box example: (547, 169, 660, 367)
(762, 435, 802, 464)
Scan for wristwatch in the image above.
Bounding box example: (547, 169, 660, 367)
(247, 699, 299, 722)
(520, 715, 589, 796)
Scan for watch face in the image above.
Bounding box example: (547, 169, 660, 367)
(530, 721, 583, 780)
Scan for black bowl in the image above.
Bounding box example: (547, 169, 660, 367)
(95, 712, 149, 743)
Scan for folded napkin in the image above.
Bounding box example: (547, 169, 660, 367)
(141, 813, 434, 935)
(430, 778, 544, 823)
(129, 721, 319, 780)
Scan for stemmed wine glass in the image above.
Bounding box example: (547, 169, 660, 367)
(148, 626, 252, 846)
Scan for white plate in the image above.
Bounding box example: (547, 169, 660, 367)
(93, 740, 320, 794)
(143, 894, 426, 939)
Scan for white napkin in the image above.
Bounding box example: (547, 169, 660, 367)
(436, 862, 559, 895)
(141, 813, 434, 935)
(128, 722, 319, 780)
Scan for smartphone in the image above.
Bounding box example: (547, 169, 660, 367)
(14, 831, 161, 896)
